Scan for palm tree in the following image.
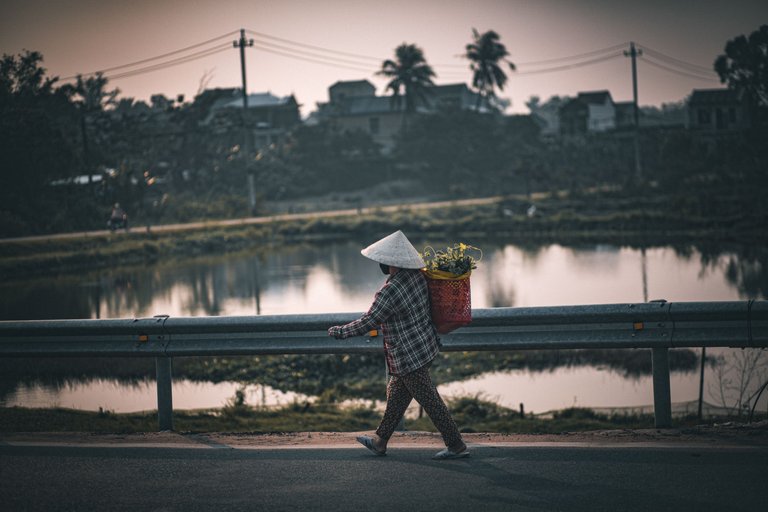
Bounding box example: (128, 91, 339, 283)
(61, 73, 120, 176)
(464, 29, 516, 111)
(61, 73, 120, 180)
(377, 43, 436, 126)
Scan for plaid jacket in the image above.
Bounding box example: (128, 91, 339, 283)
(336, 269, 440, 375)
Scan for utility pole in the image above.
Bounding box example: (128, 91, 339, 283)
(624, 42, 643, 182)
(233, 28, 257, 214)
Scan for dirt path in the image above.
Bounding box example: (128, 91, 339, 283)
(0, 196, 506, 245)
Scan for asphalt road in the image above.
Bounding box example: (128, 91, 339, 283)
(1, 443, 765, 512)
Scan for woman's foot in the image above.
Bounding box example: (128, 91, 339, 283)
(433, 443, 469, 460)
(356, 435, 387, 456)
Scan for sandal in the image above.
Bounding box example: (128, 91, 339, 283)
(356, 435, 386, 456)
(433, 447, 470, 460)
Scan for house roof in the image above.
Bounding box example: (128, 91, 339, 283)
(329, 79, 375, 90)
(689, 88, 740, 105)
(431, 83, 469, 95)
(577, 90, 614, 105)
(321, 83, 478, 116)
(559, 97, 586, 114)
(219, 92, 296, 109)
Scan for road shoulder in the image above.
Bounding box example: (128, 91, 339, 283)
(2, 421, 767, 449)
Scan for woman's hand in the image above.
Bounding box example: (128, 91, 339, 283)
(328, 326, 344, 339)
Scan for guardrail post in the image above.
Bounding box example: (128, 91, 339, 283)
(651, 348, 672, 428)
(156, 356, 174, 431)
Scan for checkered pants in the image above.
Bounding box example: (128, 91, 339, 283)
(375, 363, 464, 449)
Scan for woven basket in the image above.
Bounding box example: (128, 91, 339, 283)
(424, 270, 472, 334)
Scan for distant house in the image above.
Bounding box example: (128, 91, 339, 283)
(316, 80, 404, 151)
(329, 80, 376, 103)
(203, 89, 301, 148)
(527, 96, 567, 139)
(687, 89, 750, 133)
(559, 91, 617, 136)
(614, 101, 638, 130)
(425, 83, 487, 112)
(315, 79, 487, 152)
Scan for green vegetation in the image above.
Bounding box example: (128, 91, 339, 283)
(9, 396, 756, 435)
(2, 187, 767, 282)
(0, 398, 660, 434)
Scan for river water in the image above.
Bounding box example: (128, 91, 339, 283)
(1, 239, 766, 416)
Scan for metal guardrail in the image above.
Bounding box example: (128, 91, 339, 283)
(1, 301, 766, 430)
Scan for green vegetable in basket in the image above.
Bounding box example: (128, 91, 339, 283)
(422, 243, 481, 277)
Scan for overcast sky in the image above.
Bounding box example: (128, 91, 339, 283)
(1, 0, 766, 116)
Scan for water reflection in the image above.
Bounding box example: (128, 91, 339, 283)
(1, 241, 766, 321)
(0, 379, 308, 413)
(1, 240, 766, 415)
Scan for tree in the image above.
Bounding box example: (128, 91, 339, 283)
(0, 50, 58, 99)
(714, 24, 768, 108)
(59, 73, 120, 178)
(377, 43, 436, 124)
(61, 73, 119, 112)
(464, 29, 516, 111)
(394, 108, 507, 194)
(0, 51, 80, 235)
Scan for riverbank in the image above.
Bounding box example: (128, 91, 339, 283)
(1, 188, 766, 281)
(4, 422, 768, 448)
(2, 400, 766, 438)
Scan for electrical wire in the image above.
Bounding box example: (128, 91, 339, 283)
(244, 33, 625, 78)
(514, 52, 623, 76)
(246, 28, 630, 72)
(637, 44, 715, 74)
(248, 27, 468, 73)
(515, 42, 630, 67)
(250, 43, 375, 74)
(57, 29, 723, 91)
(61, 30, 240, 80)
(419, 42, 631, 70)
(107, 44, 232, 81)
(246, 29, 382, 63)
(642, 55, 721, 82)
(250, 37, 382, 69)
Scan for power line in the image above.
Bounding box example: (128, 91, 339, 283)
(247, 27, 470, 72)
(439, 47, 628, 76)
(248, 32, 459, 76)
(251, 37, 383, 69)
(107, 44, 232, 81)
(246, 29, 382, 63)
(514, 52, 623, 76)
(251, 43, 376, 74)
(515, 42, 629, 67)
(107, 44, 232, 80)
(637, 44, 714, 74)
(247, 27, 627, 72)
(57, 29, 724, 93)
(61, 30, 239, 80)
(641, 55, 721, 82)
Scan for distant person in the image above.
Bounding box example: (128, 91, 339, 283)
(108, 202, 128, 231)
(327, 230, 469, 460)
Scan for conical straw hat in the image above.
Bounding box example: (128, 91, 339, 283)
(361, 230, 425, 269)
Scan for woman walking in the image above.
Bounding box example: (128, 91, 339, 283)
(327, 230, 468, 459)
